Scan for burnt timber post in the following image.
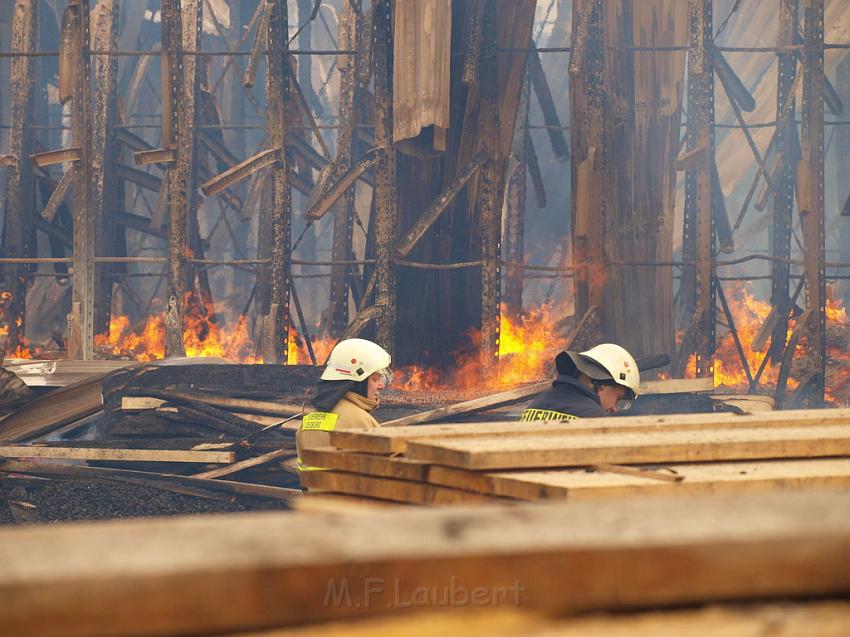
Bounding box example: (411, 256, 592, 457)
(160, 0, 189, 357)
(569, 0, 607, 319)
(371, 0, 398, 354)
(836, 54, 850, 309)
(264, 0, 293, 363)
(680, 0, 716, 378)
(68, 0, 96, 360)
(478, 0, 502, 375)
(91, 0, 120, 337)
(769, 0, 799, 363)
(504, 70, 531, 316)
(798, 0, 826, 404)
(0, 0, 37, 356)
(327, 3, 361, 337)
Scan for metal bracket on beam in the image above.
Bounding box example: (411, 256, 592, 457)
(200, 147, 279, 196)
(134, 148, 177, 165)
(30, 147, 81, 168)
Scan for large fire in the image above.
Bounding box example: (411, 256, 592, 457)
(394, 303, 566, 391)
(696, 283, 850, 405)
(94, 294, 334, 365)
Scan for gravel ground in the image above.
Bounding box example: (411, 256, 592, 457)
(0, 478, 290, 525)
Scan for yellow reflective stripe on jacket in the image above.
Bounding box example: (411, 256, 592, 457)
(297, 457, 326, 472)
(520, 408, 579, 422)
(301, 412, 339, 432)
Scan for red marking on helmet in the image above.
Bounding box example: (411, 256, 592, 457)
(623, 361, 629, 368)
(350, 358, 357, 364)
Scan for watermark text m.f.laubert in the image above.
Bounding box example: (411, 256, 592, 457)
(324, 576, 526, 609)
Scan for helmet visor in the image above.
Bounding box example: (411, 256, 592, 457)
(378, 367, 394, 387)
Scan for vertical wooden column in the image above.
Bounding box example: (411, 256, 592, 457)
(0, 0, 37, 356)
(504, 71, 530, 315)
(836, 56, 850, 310)
(798, 0, 826, 404)
(769, 0, 799, 363)
(90, 0, 120, 337)
(161, 0, 189, 356)
(681, 0, 715, 378)
(68, 0, 96, 360)
(371, 0, 398, 354)
(569, 0, 606, 317)
(263, 0, 293, 363)
(478, 0, 502, 375)
(327, 4, 361, 337)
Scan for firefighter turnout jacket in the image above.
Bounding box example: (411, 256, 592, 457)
(296, 391, 380, 471)
(520, 375, 607, 421)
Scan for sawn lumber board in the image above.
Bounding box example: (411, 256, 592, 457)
(331, 407, 850, 454)
(299, 447, 428, 482)
(427, 459, 850, 501)
(0, 445, 236, 464)
(2, 491, 850, 635)
(299, 470, 495, 506)
(403, 425, 850, 470)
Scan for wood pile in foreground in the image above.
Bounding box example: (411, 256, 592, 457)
(301, 408, 850, 505)
(2, 489, 850, 636)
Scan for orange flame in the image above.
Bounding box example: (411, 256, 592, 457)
(395, 302, 566, 391)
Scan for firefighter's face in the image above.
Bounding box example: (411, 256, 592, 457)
(596, 383, 629, 414)
(367, 372, 386, 401)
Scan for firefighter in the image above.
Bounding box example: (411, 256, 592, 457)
(296, 338, 392, 471)
(520, 343, 640, 421)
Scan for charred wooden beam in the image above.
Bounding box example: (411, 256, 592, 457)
(796, 0, 826, 405)
(836, 54, 850, 309)
(40, 170, 75, 222)
(769, 0, 799, 364)
(326, 3, 362, 337)
(371, 0, 397, 352)
(263, 0, 293, 363)
(569, 0, 606, 318)
(714, 50, 755, 112)
(0, 0, 38, 356)
(529, 43, 569, 161)
(304, 149, 379, 220)
(200, 148, 278, 197)
(504, 72, 531, 314)
(678, 0, 716, 378)
(395, 151, 489, 258)
(478, 1, 502, 375)
(90, 0, 120, 336)
(66, 0, 96, 360)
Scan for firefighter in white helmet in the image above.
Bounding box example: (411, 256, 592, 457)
(296, 338, 393, 471)
(520, 343, 640, 421)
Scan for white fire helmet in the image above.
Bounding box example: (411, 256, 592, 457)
(558, 343, 640, 399)
(321, 338, 392, 383)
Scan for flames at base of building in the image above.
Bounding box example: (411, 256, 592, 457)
(2, 285, 850, 405)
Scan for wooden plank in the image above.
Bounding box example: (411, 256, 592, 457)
(300, 470, 501, 506)
(404, 425, 850, 470)
(0, 460, 298, 503)
(0, 445, 236, 464)
(250, 601, 850, 637)
(1, 490, 850, 635)
(193, 448, 294, 479)
(300, 447, 428, 482)
(381, 381, 551, 428)
(332, 407, 850, 455)
(428, 459, 850, 502)
(638, 377, 714, 394)
(0, 370, 119, 443)
(121, 391, 302, 417)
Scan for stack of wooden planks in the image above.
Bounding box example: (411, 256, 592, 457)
(300, 408, 850, 505)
